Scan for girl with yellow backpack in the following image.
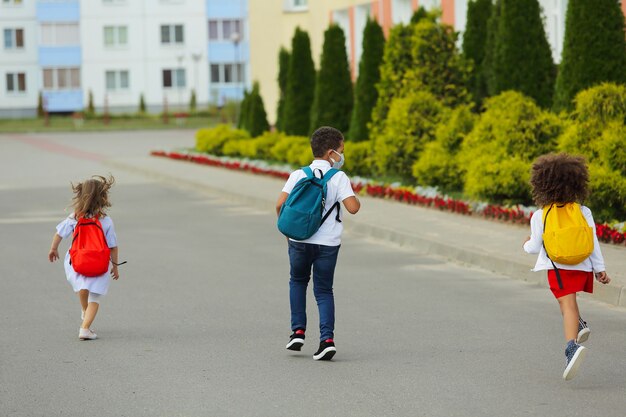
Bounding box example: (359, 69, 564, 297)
(523, 154, 611, 381)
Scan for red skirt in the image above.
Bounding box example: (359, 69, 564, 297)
(547, 269, 594, 299)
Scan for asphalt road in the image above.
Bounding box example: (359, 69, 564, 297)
(1, 132, 625, 417)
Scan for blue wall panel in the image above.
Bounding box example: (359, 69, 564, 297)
(206, 0, 247, 19)
(43, 90, 83, 112)
(36, 1, 80, 22)
(207, 42, 249, 62)
(39, 47, 81, 66)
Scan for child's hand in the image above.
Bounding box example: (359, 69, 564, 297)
(48, 248, 59, 262)
(595, 271, 610, 284)
(111, 265, 120, 280)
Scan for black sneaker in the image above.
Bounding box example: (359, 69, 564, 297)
(286, 330, 305, 351)
(577, 317, 590, 343)
(313, 339, 336, 361)
(563, 339, 587, 381)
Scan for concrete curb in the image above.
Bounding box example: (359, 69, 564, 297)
(106, 158, 626, 309)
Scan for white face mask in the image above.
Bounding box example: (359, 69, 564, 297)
(330, 150, 345, 169)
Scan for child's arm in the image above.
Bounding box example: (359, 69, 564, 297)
(342, 196, 360, 214)
(523, 211, 543, 254)
(48, 234, 62, 262)
(110, 247, 120, 280)
(276, 192, 288, 216)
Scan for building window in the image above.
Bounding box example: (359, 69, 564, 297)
(40, 23, 80, 46)
(284, 0, 308, 12)
(6, 72, 26, 93)
(160, 24, 184, 45)
(210, 63, 244, 84)
(162, 69, 185, 88)
(42, 68, 80, 90)
(3, 28, 24, 49)
(103, 26, 128, 47)
(208, 19, 243, 41)
(105, 70, 129, 91)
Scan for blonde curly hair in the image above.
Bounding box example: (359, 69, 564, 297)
(71, 175, 115, 218)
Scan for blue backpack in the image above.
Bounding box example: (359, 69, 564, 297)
(277, 167, 341, 240)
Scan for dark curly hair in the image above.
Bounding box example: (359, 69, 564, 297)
(310, 126, 344, 157)
(529, 153, 589, 207)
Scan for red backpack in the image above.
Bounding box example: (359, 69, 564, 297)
(69, 217, 111, 277)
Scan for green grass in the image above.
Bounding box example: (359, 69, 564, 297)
(0, 115, 222, 133)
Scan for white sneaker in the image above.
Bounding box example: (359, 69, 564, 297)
(577, 317, 590, 343)
(79, 328, 97, 340)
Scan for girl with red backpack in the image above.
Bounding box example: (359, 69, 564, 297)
(523, 154, 611, 380)
(48, 175, 123, 340)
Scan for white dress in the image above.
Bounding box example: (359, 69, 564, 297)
(56, 215, 118, 295)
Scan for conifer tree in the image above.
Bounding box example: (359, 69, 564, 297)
(554, 0, 626, 111)
(244, 82, 270, 137)
(189, 90, 197, 113)
(492, 0, 555, 108)
(310, 24, 353, 134)
(462, 0, 493, 107)
(283, 27, 316, 136)
(483, 0, 501, 97)
(348, 18, 385, 141)
(276, 47, 290, 130)
(139, 93, 146, 113)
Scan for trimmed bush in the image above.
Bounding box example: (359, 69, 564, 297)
(310, 24, 353, 134)
(276, 47, 290, 130)
(348, 18, 385, 141)
(244, 82, 270, 137)
(462, 0, 493, 107)
(464, 156, 533, 204)
(412, 105, 476, 191)
(558, 83, 626, 221)
(587, 164, 626, 222)
(460, 91, 562, 204)
(372, 91, 445, 182)
(554, 0, 626, 111)
(196, 124, 250, 155)
(492, 0, 555, 108)
(343, 141, 372, 177)
(283, 27, 316, 136)
(87, 90, 95, 115)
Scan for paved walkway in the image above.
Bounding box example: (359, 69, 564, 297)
(108, 152, 626, 308)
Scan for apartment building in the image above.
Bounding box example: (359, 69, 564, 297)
(0, 0, 249, 118)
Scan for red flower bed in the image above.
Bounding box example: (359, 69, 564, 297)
(151, 150, 626, 247)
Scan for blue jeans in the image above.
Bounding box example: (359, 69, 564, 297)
(288, 241, 340, 341)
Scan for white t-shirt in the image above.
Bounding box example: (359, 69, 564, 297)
(282, 159, 355, 246)
(523, 205, 605, 273)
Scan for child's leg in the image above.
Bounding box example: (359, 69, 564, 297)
(288, 241, 313, 332)
(78, 290, 88, 314)
(312, 245, 340, 341)
(81, 292, 101, 329)
(557, 293, 580, 341)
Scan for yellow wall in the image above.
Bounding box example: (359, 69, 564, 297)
(249, 0, 372, 125)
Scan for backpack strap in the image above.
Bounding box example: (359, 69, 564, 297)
(542, 204, 563, 290)
(319, 168, 342, 226)
(302, 166, 314, 178)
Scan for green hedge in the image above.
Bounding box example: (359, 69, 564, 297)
(196, 124, 250, 155)
(460, 91, 562, 204)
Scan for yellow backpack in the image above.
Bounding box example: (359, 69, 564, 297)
(542, 203, 594, 265)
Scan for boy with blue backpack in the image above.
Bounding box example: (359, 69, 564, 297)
(276, 126, 360, 360)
